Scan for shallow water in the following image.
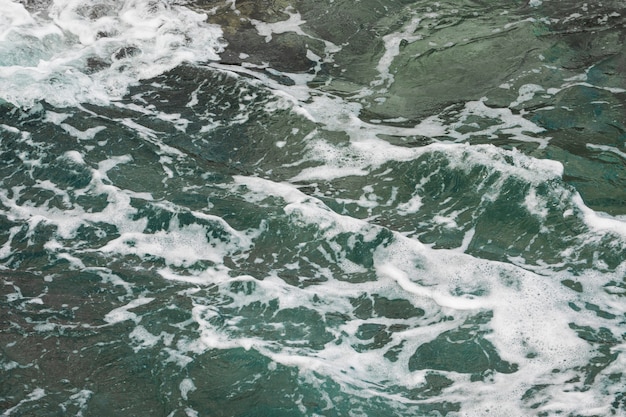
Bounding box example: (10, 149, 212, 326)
(0, 0, 625, 416)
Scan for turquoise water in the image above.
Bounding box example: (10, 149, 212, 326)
(0, 0, 625, 416)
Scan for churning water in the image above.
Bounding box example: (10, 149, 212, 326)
(0, 0, 625, 416)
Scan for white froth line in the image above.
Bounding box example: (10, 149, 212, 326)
(456, 227, 476, 253)
(61, 124, 106, 141)
(96, 153, 133, 173)
(264, 349, 401, 403)
(118, 118, 185, 157)
(586, 143, 626, 160)
(377, 263, 482, 310)
(372, 15, 422, 89)
(290, 136, 561, 183)
(158, 267, 234, 285)
(547, 81, 626, 96)
(572, 192, 626, 238)
(104, 297, 155, 324)
(233, 175, 308, 205)
(2, 388, 46, 415)
(0, 123, 22, 134)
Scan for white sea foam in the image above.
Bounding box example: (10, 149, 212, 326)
(0, 152, 147, 247)
(291, 139, 562, 184)
(587, 143, 626, 161)
(59, 390, 93, 416)
(104, 296, 154, 324)
(161, 174, 625, 415)
(2, 388, 46, 415)
(372, 15, 422, 89)
(179, 378, 196, 401)
(250, 7, 340, 56)
(572, 192, 626, 238)
(129, 324, 174, 352)
(60, 124, 106, 140)
(250, 8, 308, 43)
(510, 83, 545, 107)
(98, 217, 245, 267)
(2, 2, 624, 414)
(0, 0, 225, 108)
(2, 125, 622, 414)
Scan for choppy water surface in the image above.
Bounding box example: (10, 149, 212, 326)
(1, 0, 625, 416)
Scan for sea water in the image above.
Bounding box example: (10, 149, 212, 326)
(0, 0, 625, 416)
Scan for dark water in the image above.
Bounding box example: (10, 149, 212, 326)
(1, 0, 625, 416)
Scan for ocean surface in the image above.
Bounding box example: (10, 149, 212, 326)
(0, 0, 625, 416)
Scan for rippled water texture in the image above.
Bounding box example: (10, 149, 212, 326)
(0, 0, 625, 416)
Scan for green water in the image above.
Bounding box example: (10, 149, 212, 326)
(0, 0, 625, 416)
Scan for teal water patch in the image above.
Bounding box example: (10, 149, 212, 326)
(408, 312, 518, 375)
